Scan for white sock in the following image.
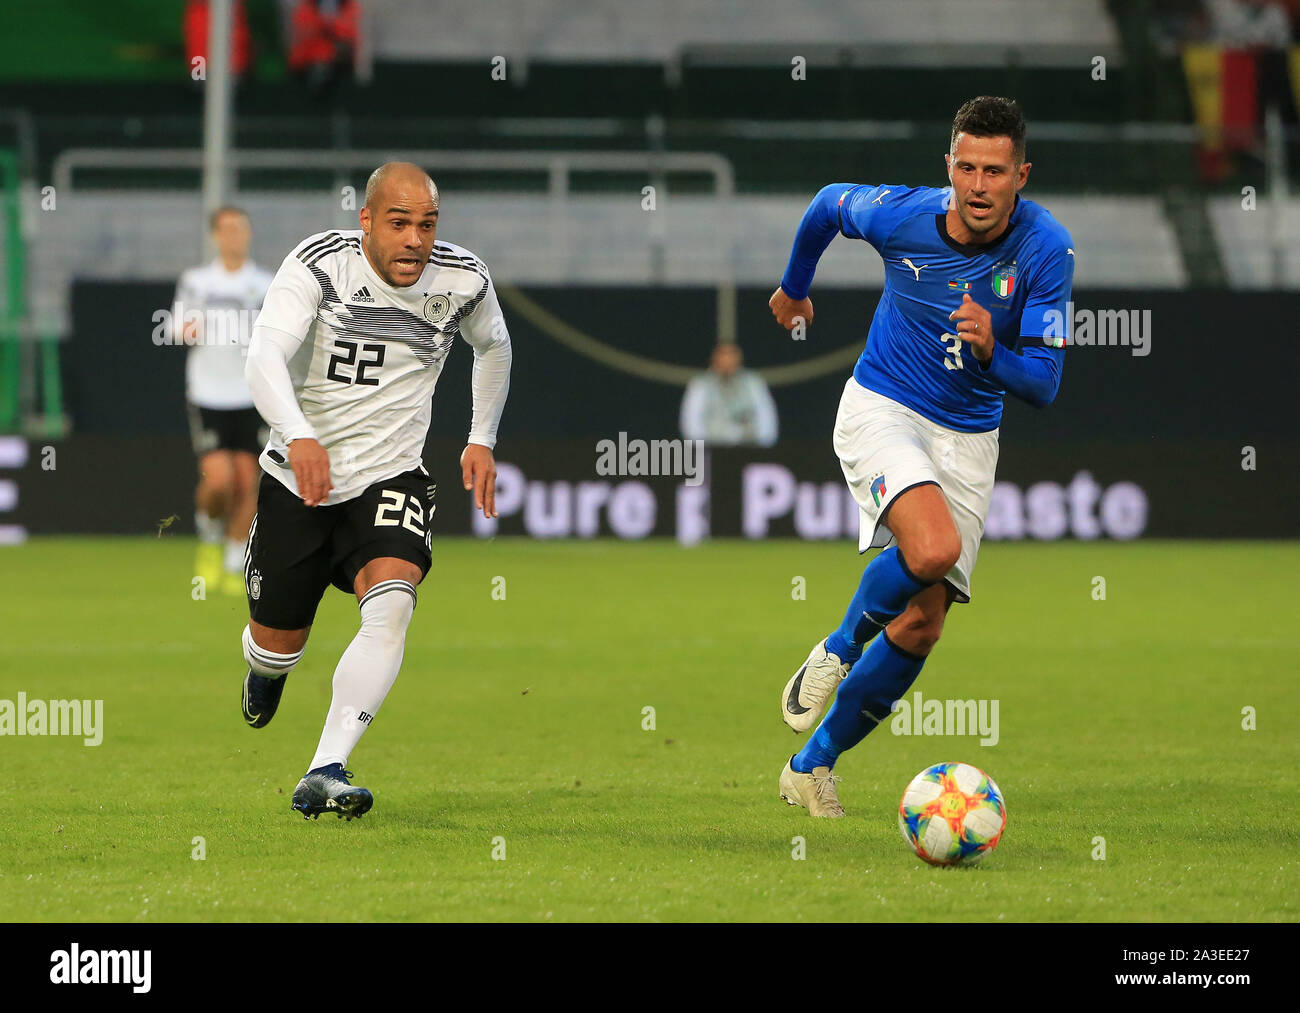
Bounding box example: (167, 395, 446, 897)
(308, 580, 417, 771)
(242, 625, 303, 677)
(224, 537, 246, 573)
(195, 511, 224, 544)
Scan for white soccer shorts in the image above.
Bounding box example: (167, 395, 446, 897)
(833, 377, 999, 603)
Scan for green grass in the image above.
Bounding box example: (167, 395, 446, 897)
(0, 537, 1296, 922)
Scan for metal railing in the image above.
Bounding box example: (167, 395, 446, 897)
(50, 146, 739, 344)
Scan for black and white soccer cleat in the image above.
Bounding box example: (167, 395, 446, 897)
(291, 763, 374, 821)
(242, 668, 289, 729)
(781, 639, 850, 733)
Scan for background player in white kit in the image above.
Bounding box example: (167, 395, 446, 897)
(174, 207, 273, 595)
(239, 162, 511, 819)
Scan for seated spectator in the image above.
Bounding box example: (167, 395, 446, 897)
(287, 0, 359, 95)
(680, 342, 779, 447)
(184, 0, 254, 81)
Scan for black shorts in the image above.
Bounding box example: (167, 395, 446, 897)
(189, 404, 268, 456)
(245, 467, 436, 630)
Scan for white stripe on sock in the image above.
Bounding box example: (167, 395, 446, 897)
(242, 624, 302, 675)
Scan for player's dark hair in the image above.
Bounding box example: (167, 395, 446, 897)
(209, 205, 250, 231)
(950, 97, 1026, 163)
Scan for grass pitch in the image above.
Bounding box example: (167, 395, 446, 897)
(1, 536, 1296, 922)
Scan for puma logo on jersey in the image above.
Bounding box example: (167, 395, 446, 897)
(872, 189, 891, 205)
(902, 258, 928, 281)
(350, 286, 375, 303)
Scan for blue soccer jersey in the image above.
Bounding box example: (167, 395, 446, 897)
(781, 184, 1074, 432)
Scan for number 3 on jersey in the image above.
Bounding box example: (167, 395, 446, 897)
(942, 332, 963, 371)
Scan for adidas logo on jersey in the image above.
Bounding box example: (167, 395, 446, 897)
(351, 286, 375, 303)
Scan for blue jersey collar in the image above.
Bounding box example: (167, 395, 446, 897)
(934, 194, 1021, 258)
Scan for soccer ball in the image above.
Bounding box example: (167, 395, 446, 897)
(898, 762, 1006, 866)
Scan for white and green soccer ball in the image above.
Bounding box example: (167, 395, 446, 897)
(898, 762, 1006, 866)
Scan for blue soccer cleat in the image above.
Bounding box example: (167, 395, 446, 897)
(291, 763, 373, 821)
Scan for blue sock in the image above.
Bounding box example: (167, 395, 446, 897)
(824, 546, 931, 665)
(793, 631, 926, 772)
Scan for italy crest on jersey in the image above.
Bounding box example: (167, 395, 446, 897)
(991, 261, 1016, 299)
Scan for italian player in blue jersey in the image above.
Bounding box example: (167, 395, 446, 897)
(771, 96, 1075, 817)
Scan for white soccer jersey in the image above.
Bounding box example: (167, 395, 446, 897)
(248, 230, 512, 505)
(173, 259, 275, 409)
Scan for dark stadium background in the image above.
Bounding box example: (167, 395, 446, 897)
(3, 0, 1298, 546)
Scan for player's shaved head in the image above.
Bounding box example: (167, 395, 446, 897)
(359, 162, 441, 287)
(364, 162, 439, 212)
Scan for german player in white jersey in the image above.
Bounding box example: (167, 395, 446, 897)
(240, 162, 511, 819)
(174, 207, 274, 595)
